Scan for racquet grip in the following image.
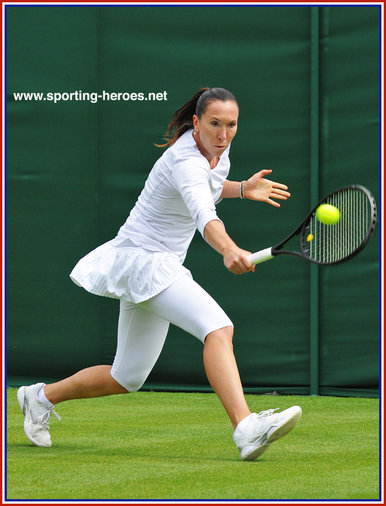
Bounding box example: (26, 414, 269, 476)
(248, 247, 274, 265)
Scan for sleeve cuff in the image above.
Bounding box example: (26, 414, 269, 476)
(196, 208, 222, 237)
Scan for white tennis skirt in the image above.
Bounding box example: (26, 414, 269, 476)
(69, 239, 191, 304)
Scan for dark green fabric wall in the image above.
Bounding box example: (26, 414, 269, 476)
(6, 6, 380, 396)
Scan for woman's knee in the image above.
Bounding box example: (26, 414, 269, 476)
(125, 379, 146, 392)
(111, 369, 148, 393)
(205, 325, 234, 346)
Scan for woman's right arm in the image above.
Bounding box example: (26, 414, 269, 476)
(203, 219, 253, 275)
(172, 158, 252, 274)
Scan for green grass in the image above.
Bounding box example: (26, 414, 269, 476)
(6, 389, 380, 500)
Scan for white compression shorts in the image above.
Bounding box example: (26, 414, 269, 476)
(111, 273, 233, 392)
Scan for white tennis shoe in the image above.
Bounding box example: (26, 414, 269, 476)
(17, 383, 60, 447)
(233, 405, 302, 461)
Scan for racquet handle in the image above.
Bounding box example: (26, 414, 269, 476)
(248, 247, 274, 265)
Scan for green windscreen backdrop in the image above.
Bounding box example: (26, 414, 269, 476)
(6, 6, 380, 397)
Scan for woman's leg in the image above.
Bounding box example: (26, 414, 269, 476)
(44, 365, 127, 405)
(44, 300, 170, 405)
(203, 327, 251, 430)
(18, 300, 170, 447)
(202, 326, 302, 462)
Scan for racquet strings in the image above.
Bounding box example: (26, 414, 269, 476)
(303, 187, 375, 264)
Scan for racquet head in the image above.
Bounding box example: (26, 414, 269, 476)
(300, 185, 377, 265)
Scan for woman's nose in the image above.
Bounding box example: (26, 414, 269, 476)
(217, 128, 226, 140)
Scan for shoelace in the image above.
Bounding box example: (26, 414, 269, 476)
(256, 408, 279, 418)
(39, 408, 61, 428)
(233, 408, 281, 444)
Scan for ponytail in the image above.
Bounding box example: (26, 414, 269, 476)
(156, 87, 237, 148)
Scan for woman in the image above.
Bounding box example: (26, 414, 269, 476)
(18, 87, 302, 461)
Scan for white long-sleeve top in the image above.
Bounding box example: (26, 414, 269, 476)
(70, 129, 231, 303)
(113, 129, 231, 262)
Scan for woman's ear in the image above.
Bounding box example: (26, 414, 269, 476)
(192, 114, 199, 131)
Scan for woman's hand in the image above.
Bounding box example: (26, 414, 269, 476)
(245, 169, 290, 207)
(203, 220, 253, 275)
(223, 246, 254, 275)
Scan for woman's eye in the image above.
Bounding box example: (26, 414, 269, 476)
(211, 121, 218, 126)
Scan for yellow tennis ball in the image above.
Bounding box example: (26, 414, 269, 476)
(307, 233, 314, 242)
(315, 204, 340, 225)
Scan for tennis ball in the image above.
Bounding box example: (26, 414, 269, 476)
(315, 204, 340, 225)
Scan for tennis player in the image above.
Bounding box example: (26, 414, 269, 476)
(18, 87, 302, 461)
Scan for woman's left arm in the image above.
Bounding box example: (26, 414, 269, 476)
(221, 169, 291, 207)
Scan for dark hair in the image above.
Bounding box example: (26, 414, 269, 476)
(156, 87, 238, 148)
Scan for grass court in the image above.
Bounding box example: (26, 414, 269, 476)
(6, 389, 380, 501)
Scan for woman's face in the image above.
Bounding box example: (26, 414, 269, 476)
(193, 100, 239, 160)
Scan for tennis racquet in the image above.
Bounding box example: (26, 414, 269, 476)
(248, 185, 377, 266)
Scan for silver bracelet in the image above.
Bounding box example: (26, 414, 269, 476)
(240, 180, 246, 199)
